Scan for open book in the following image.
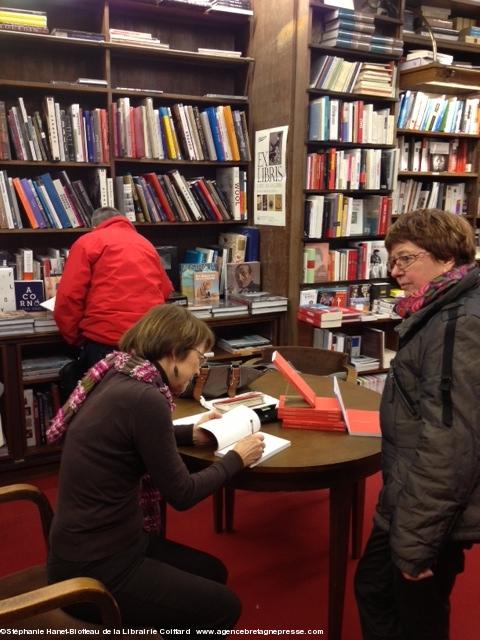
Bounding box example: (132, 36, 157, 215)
(174, 405, 290, 467)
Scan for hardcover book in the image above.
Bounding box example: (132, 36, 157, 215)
(226, 261, 261, 295)
(14, 280, 44, 312)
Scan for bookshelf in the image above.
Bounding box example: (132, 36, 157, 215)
(397, 0, 480, 231)
(250, 0, 402, 345)
(0, 0, 286, 474)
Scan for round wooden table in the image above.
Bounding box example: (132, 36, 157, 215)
(176, 371, 381, 640)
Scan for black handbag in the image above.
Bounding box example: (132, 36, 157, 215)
(182, 362, 269, 401)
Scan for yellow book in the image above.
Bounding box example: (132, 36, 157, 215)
(335, 192, 344, 238)
(0, 14, 46, 26)
(223, 105, 241, 161)
(160, 109, 177, 159)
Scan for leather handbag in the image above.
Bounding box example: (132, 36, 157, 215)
(182, 362, 269, 401)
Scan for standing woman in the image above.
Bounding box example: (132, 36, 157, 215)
(355, 209, 480, 640)
(47, 304, 265, 634)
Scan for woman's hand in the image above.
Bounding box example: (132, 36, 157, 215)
(233, 433, 265, 467)
(402, 569, 434, 581)
(192, 410, 221, 445)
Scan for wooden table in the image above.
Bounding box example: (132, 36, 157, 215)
(175, 371, 381, 640)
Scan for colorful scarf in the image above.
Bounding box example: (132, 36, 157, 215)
(394, 263, 474, 318)
(47, 351, 175, 534)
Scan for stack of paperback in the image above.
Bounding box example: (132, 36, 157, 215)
(30, 311, 57, 333)
(210, 301, 250, 317)
(109, 29, 170, 49)
(273, 351, 345, 431)
(0, 311, 34, 336)
(51, 29, 105, 42)
(310, 56, 396, 98)
(207, 0, 253, 16)
(228, 292, 288, 314)
(0, 6, 48, 34)
(22, 355, 73, 380)
(216, 334, 271, 355)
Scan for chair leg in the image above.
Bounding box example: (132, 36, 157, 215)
(213, 488, 224, 533)
(351, 479, 366, 559)
(225, 486, 235, 532)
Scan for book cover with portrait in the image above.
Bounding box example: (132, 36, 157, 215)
(226, 261, 261, 295)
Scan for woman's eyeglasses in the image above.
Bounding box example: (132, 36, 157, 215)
(387, 252, 428, 272)
(191, 349, 214, 366)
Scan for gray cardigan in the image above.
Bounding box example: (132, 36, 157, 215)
(375, 267, 480, 576)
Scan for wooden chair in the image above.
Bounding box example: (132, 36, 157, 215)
(217, 347, 365, 559)
(0, 483, 122, 631)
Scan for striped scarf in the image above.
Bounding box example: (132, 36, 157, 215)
(47, 351, 175, 534)
(394, 263, 475, 318)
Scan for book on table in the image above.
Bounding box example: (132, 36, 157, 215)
(174, 405, 290, 467)
(333, 377, 381, 437)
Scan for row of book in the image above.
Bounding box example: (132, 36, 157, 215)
(393, 180, 467, 217)
(304, 194, 392, 240)
(309, 55, 397, 98)
(0, 98, 109, 163)
(303, 239, 388, 284)
(398, 137, 472, 174)
(115, 167, 246, 224)
(306, 148, 399, 191)
(112, 98, 251, 162)
(397, 92, 480, 134)
(24, 383, 62, 448)
(0, 170, 95, 230)
(0, 310, 57, 336)
(313, 8, 403, 56)
(308, 98, 395, 145)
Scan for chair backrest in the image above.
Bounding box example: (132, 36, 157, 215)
(260, 346, 350, 377)
(0, 483, 122, 630)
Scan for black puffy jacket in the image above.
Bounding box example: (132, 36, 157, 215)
(375, 267, 480, 576)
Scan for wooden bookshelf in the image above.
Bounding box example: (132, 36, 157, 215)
(0, 0, 287, 474)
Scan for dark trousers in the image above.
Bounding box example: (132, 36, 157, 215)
(355, 525, 466, 640)
(80, 338, 116, 370)
(48, 535, 241, 635)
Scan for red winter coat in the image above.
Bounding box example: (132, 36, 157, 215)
(54, 216, 173, 346)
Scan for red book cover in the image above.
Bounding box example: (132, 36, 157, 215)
(195, 179, 223, 221)
(133, 107, 145, 159)
(100, 108, 109, 162)
(13, 177, 39, 229)
(144, 172, 176, 222)
(333, 377, 381, 437)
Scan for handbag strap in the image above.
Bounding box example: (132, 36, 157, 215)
(228, 365, 240, 397)
(192, 365, 210, 402)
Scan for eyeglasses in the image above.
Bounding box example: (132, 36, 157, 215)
(191, 348, 214, 366)
(387, 252, 428, 272)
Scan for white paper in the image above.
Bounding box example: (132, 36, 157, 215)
(40, 296, 56, 311)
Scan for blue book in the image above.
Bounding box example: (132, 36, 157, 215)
(239, 227, 260, 262)
(38, 173, 72, 228)
(14, 279, 45, 312)
(205, 107, 225, 161)
(20, 179, 47, 228)
(32, 180, 57, 228)
(397, 91, 412, 129)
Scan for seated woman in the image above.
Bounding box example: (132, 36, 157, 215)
(47, 304, 265, 634)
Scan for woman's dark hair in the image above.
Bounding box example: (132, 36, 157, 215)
(120, 304, 214, 362)
(385, 208, 476, 265)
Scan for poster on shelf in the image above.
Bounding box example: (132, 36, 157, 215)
(254, 125, 288, 227)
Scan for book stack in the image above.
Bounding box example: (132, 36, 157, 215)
(0, 6, 48, 34)
(216, 334, 271, 355)
(197, 48, 242, 57)
(0, 311, 34, 336)
(51, 29, 105, 42)
(22, 355, 74, 380)
(207, 0, 253, 16)
(317, 9, 402, 56)
(30, 311, 57, 333)
(210, 301, 250, 317)
(353, 62, 398, 97)
(418, 6, 459, 42)
(297, 304, 343, 328)
(109, 29, 170, 49)
(272, 351, 345, 431)
(228, 292, 288, 315)
(398, 49, 453, 72)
